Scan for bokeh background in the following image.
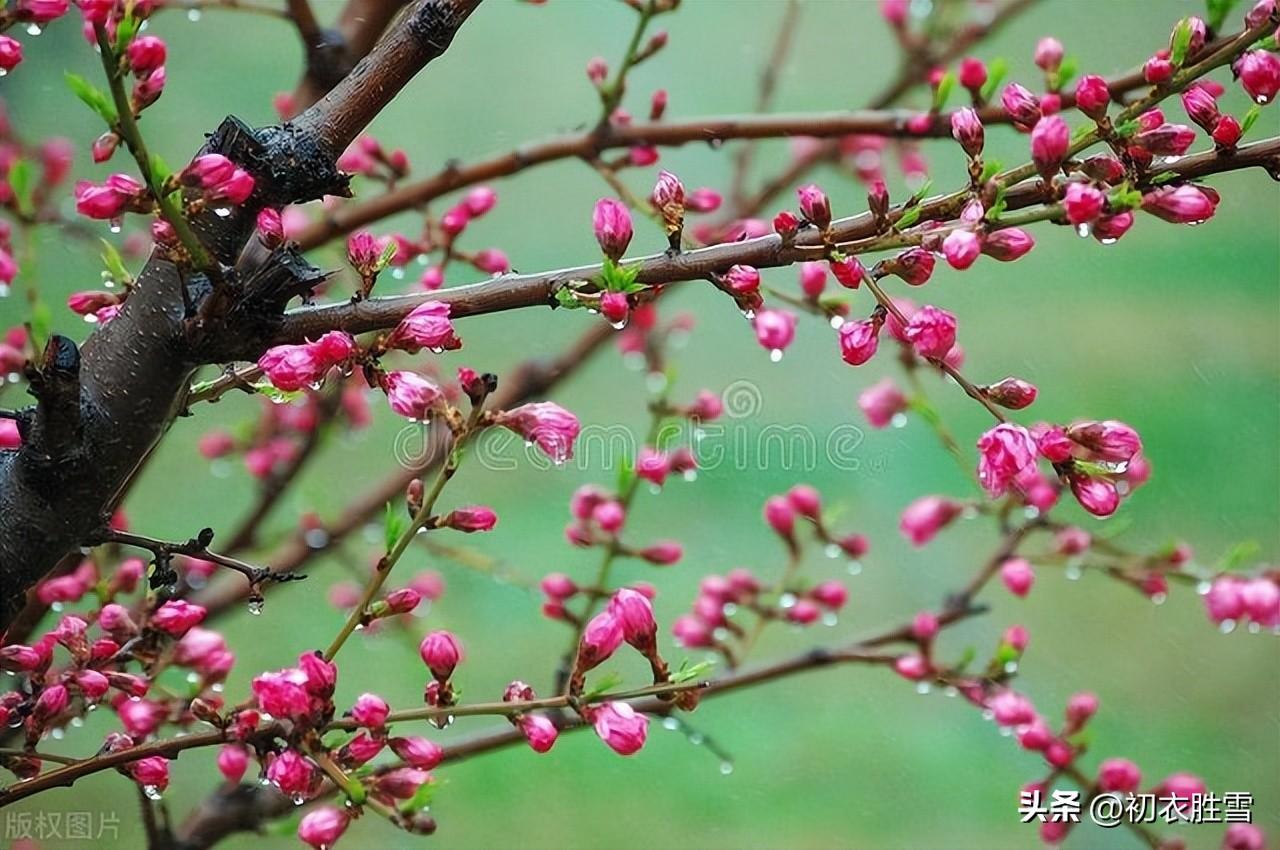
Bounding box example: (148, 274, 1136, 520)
(2, 0, 1278, 848)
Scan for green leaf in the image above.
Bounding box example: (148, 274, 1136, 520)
(599, 257, 640, 292)
(553, 286, 585, 310)
(7, 159, 34, 218)
(1054, 55, 1079, 89)
(671, 659, 716, 684)
(100, 239, 132, 286)
(1070, 122, 1095, 144)
(1217, 539, 1260, 572)
(1107, 184, 1144, 212)
(28, 299, 52, 352)
(1149, 171, 1180, 185)
(64, 72, 118, 125)
(1114, 118, 1141, 139)
(985, 187, 1009, 221)
(909, 179, 934, 203)
(1206, 0, 1241, 31)
(374, 237, 399, 273)
(114, 8, 140, 51)
(249, 381, 303, 405)
(1241, 103, 1262, 136)
(398, 775, 440, 814)
(582, 670, 624, 700)
(1170, 18, 1195, 66)
(896, 205, 923, 229)
(979, 58, 1008, 103)
(616, 453, 635, 493)
(384, 501, 407, 552)
(320, 729, 358, 750)
(979, 159, 1002, 184)
(931, 71, 956, 111)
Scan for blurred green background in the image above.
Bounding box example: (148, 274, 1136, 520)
(2, 0, 1278, 848)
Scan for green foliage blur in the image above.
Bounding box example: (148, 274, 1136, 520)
(1, 1, 1277, 847)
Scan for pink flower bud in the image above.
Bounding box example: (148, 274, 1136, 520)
(786, 484, 822, 518)
(879, 0, 908, 26)
(349, 692, 389, 728)
(590, 701, 649, 755)
(958, 57, 987, 90)
(389, 735, 443, 769)
(829, 255, 866, 289)
(217, 744, 248, 784)
(609, 588, 657, 649)
(942, 229, 981, 270)
(977, 423, 1038, 497)
(1212, 114, 1243, 148)
(858, 378, 907, 428)
(1093, 212, 1134, 243)
(950, 107, 984, 157)
(1224, 825, 1267, 850)
(894, 653, 930, 681)
(578, 611, 624, 670)
(18, 0, 69, 24)
(1065, 691, 1098, 728)
(672, 614, 713, 648)
(911, 611, 939, 641)
(464, 186, 497, 217)
(592, 198, 633, 261)
(419, 630, 461, 680)
(764, 495, 796, 540)
(298, 806, 349, 849)
(593, 500, 626, 533)
(98, 603, 137, 634)
(689, 389, 723, 421)
(685, 187, 721, 213)
(129, 756, 170, 791)
(1003, 624, 1030, 652)
(0, 36, 22, 73)
(772, 210, 799, 239)
(1030, 115, 1070, 177)
(989, 690, 1037, 726)
(599, 291, 630, 325)
(1241, 578, 1280, 626)
(723, 264, 760, 295)
(382, 371, 444, 421)
(1066, 419, 1142, 462)
(1063, 182, 1105, 226)
(810, 580, 848, 610)
(1097, 758, 1142, 792)
(888, 247, 936, 285)
(753, 308, 797, 355)
(639, 540, 683, 565)
(649, 88, 668, 120)
(74, 174, 145, 220)
(1001, 83, 1041, 131)
(636, 447, 670, 487)
(151, 599, 207, 636)
(1073, 74, 1110, 120)
(127, 35, 166, 74)
(1069, 472, 1120, 517)
(981, 228, 1035, 261)
(1033, 37, 1063, 72)
(796, 183, 831, 230)
(1000, 558, 1035, 597)
(651, 169, 684, 209)
(1144, 54, 1175, 84)
(904, 305, 957, 359)
(540, 573, 578, 601)
(1181, 86, 1220, 132)
(444, 505, 497, 533)
(496, 401, 581, 463)
(786, 599, 821, 624)
(1133, 123, 1196, 156)
(33, 683, 69, 722)
(586, 56, 608, 85)
(440, 206, 469, 237)
(983, 377, 1038, 410)
(838, 319, 880, 366)
(519, 714, 559, 753)
(1141, 184, 1218, 224)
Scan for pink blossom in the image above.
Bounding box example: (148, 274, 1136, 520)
(609, 588, 657, 649)
(639, 540, 683, 565)
(497, 401, 580, 462)
(267, 749, 316, 798)
(217, 744, 248, 784)
(350, 692, 390, 728)
(838, 319, 880, 366)
(636, 447, 669, 486)
(796, 183, 831, 230)
(903, 305, 957, 359)
(590, 701, 649, 755)
(150, 599, 207, 636)
(858, 378, 907, 428)
(519, 714, 559, 753)
(1066, 420, 1142, 462)
(1141, 184, 1218, 224)
(651, 169, 684, 208)
(1074, 74, 1111, 120)
(723, 264, 760, 295)
(382, 371, 444, 421)
(1069, 472, 1120, 517)
(899, 495, 963, 547)
(252, 668, 313, 719)
(911, 611, 940, 641)
(541, 572, 578, 600)
(578, 611, 624, 671)
(984, 377, 1038, 410)
(1240, 578, 1280, 626)
(976, 423, 1038, 497)
(419, 630, 461, 680)
(1093, 212, 1134, 243)
(75, 174, 145, 220)
(129, 756, 169, 791)
(942, 229, 981, 270)
(387, 301, 460, 353)
(1236, 50, 1280, 103)
(0, 36, 21, 73)
(810, 580, 848, 610)
(464, 186, 497, 216)
(600, 291, 629, 325)
(593, 198, 633, 260)
(298, 806, 349, 849)
(672, 614, 713, 648)
(127, 35, 166, 74)
(894, 653, 930, 681)
(888, 247, 935, 285)
(593, 500, 626, 533)
(445, 505, 498, 532)
(949, 107, 984, 157)
(1001, 83, 1041, 131)
(1030, 115, 1070, 176)
(686, 187, 722, 213)
(753, 309, 797, 354)
(989, 690, 1037, 726)
(384, 736, 442, 770)
(829, 255, 865, 289)
(118, 698, 166, 736)
(1204, 578, 1245, 624)
(1063, 182, 1105, 225)
(1213, 115, 1243, 148)
(958, 57, 987, 90)
(764, 495, 796, 541)
(1000, 558, 1035, 597)
(1034, 36, 1063, 72)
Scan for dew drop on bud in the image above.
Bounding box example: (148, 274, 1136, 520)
(144, 785, 162, 801)
(846, 561, 863, 576)
(828, 315, 845, 329)
(769, 348, 784, 363)
(1064, 564, 1082, 581)
(915, 682, 931, 695)
(719, 761, 734, 776)
(187, 8, 202, 20)
(26, 23, 42, 36)
(609, 319, 628, 331)
(662, 717, 680, 731)
(247, 598, 264, 616)
(823, 543, 840, 559)
(1075, 223, 1092, 238)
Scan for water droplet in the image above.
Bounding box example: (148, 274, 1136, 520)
(187, 8, 202, 21)
(645, 371, 668, 393)
(71, 716, 84, 728)
(943, 686, 958, 698)
(609, 318, 628, 330)
(1218, 618, 1237, 634)
(1023, 506, 1040, 520)
(50, 601, 64, 613)
(1004, 661, 1018, 674)
(769, 348, 784, 363)
(392, 267, 405, 280)
(622, 352, 645, 371)
(722, 602, 738, 617)
(51, 728, 64, 739)
(1247, 621, 1262, 634)
(26, 23, 42, 35)
(718, 761, 734, 776)
(1255, 93, 1270, 105)
(247, 599, 264, 616)
(915, 682, 931, 695)
(740, 308, 756, 320)
(998, 725, 1012, 737)
(1150, 592, 1167, 606)
(304, 528, 330, 549)
(109, 223, 122, 234)
(846, 561, 863, 576)
(688, 732, 705, 745)
(0, 70, 7, 79)
(1196, 580, 1212, 595)
(682, 470, 697, 482)
(1064, 564, 1082, 581)
(821, 612, 838, 627)
(1099, 236, 1118, 246)
(292, 793, 305, 805)
(214, 207, 232, 218)
(823, 543, 840, 559)
(890, 412, 908, 428)
(828, 315, 845, 329)
(662, 717, 680, 731)
(144, 785, 162, 800)
(1075, 223, 1091, 239)
(779, 592, 797, 609)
